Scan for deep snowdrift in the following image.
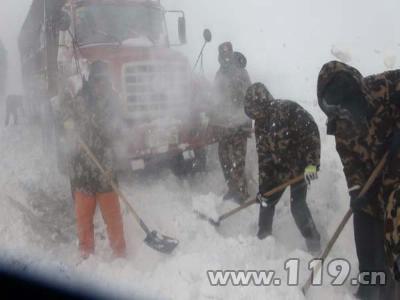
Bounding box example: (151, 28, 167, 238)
(0, 103, 360, 299)
(4, 1, 399, 298)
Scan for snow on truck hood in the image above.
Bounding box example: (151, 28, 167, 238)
(78, 43, 190, 66)
(122, 37, 154, 48)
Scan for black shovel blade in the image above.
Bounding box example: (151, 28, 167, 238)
(144, 231, 179, 254)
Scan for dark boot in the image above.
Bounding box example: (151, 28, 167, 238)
(304, 225, 321, 255)
(290, 182, 321, 254)
(257, 205, 275, 240)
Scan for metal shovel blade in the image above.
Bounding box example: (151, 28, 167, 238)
(144, 231, 179, 254)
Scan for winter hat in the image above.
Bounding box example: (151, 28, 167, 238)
(244, 82, 274, 120)
(218, 42, 234, 66)
(317, 61, 371, 120)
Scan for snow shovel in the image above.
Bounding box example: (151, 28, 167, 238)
(196, 175, 305, 227)
(302, 151, 389, 295)
(79, 138, 179, 254)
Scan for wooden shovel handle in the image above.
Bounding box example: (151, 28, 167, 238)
(78, 138, 151, 234)
(302, 151, 389, 294)
(218, 175, 305, 222)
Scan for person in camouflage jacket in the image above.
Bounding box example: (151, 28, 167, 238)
(318, 61, 400, 299)
(62, 61, 126, 259)
(244, 82, 321, 253)
(213, 42, 252, 203)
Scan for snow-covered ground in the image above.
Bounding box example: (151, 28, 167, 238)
(0, 104, 359, 299)
(2, 0, 400, 299)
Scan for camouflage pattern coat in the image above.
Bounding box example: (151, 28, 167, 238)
(213, 63, 252, 196)
(317, 61, 400, 278)
(245, 83, 321, 194)
(61, 84, 121, 195)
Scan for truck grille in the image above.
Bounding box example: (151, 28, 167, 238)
(123, 61, 191, 121)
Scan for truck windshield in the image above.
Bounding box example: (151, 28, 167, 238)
(75, 3, 167, 46)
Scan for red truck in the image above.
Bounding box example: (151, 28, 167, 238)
(19, 0, 216, 174)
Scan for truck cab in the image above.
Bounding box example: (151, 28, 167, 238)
(20, 0, 215, 174)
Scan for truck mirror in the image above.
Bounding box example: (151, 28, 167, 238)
(203, 29, 212, 43)
(178, 16, 187, 44)
(58, 10, 71, 32)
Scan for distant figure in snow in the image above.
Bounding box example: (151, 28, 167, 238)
(61, 61, 126, 259)
(244, 83, 321, 254)
(212, 42, 252, 203)
(5, 94, 23, 126)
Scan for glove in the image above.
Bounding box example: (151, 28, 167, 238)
(304, 165, 318, 185)
(257, 193, 268, 207)
(63, 119, 75, 130)
(256, 192, 280, 208)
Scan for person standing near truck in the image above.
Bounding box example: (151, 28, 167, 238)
(62, 61, 126, 259)
(213, 42, 252, 203)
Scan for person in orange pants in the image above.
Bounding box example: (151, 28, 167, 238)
(61, 61, 126, 259)
(75, 191, 126, 258)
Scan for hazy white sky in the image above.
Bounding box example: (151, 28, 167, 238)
(165, 0, 400, 100)
(0, 0, 31, 93)
(1, 0, 400, 99)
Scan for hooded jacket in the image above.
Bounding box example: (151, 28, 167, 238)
(245, 83, 320, 193)
(318, 61, 400, 277)
(317, 61, 400, 216)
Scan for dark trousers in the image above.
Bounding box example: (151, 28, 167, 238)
(218, 134, 248, 196)
(259, 181, 320, 243)
(353, 211, 396, 300)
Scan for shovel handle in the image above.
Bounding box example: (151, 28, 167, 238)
(302, 151, 389, 295)
(78, 138, 151, 235)
(218, 175, 305, 223)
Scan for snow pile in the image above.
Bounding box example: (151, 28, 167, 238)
(4, 0, 397, 298)
(0, 118, 359, 299)
(331, 45, 352, 63)
(384, 53, 397, 70)
(192, 193, 222, 222)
